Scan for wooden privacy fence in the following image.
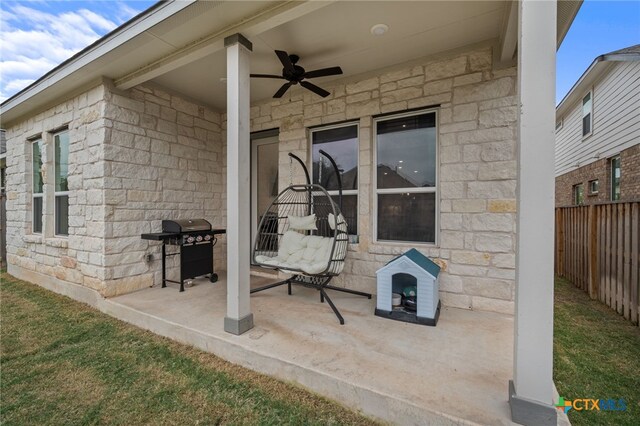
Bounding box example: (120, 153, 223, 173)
(555, 202, 640, 325)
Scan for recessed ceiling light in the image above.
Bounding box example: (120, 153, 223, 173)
(370, 24, 388, 36)
(398, 160, 403, 163)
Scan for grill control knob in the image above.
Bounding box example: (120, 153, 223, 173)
(187, 236, 195, 243)
(196, 235, 203, 242)
(204, 235, 212, 241)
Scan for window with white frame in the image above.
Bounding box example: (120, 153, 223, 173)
(32, 139, 44, 233)
(311, 123, 358, 235)
(573, 183, 584, 205)
(54, 130, 69, 236)
(582, 91, 592, 137)
(610, 155, 621, 201)
(589, 179, 599, 195)
(375, 110, 437, 244)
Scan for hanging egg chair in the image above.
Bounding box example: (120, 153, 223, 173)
(250, 151, 371, 324)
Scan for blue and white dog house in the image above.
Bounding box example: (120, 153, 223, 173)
(375, 248, 441, 326)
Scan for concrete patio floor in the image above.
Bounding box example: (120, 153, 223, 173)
(106, 274, 515, 425)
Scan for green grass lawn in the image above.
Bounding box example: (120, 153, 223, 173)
(554, 277, 640, 426)
(0, 272, 377, 425)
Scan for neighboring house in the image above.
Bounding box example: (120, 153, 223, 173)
(0, 1, 581, 424)
(555, 45, 640, 206)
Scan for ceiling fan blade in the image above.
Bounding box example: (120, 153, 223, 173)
(304, 66, 343, 79)
(273, 82, 293, 98)
(300, 81, 330, 98)
(250, 74, 285, 79)
(275, 50, 295, 74)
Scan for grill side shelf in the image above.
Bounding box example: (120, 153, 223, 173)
(141, 232, 179, 241)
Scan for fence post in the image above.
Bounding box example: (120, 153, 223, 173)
(588, 205, 598, 299)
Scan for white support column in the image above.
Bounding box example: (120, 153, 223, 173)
(224, 33, 254, 335)
(509, 1, 557, 425)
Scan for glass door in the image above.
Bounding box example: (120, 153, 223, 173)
(251, 134, 279, 253)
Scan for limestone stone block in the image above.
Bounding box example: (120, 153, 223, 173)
(492, 253, 516, 268)
(467, 180, 516, 199)
(381, 87, 422, 105)
(463, 277, 513, 300)
(452, 199, 486, 213)
(440, 121, 477, 134)
(468, 49, 492, 71)
(397, 75, 424, 88)
(472, 296, 514, 315)
(488, 199, 516, 213)
(423, 78, 452, 95)
(451, 250, 491, 266)
(346, 100, 380, 118)
(453, 77, 513, 104)
(478, 161, 517, 181)
(440, 145, 461, 164)
(424, 56, 468, 81)
(440, 213, 463, 230)
(453, 103, 478, 122)
(346, 92, 372, 104)
(440, 292, 471, 309)
(471, 213, 514, 232)
(474, 233, 512, 253)
(272, 101, 303, 119)
(380, 68, 412, 83)
(453, 72, 483, 87)
(479, 106, 517, 128)
(346, 77, 379, 94)
(480, 141, 515, 162)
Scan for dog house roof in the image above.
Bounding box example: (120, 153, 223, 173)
(379, 248, 441, 278)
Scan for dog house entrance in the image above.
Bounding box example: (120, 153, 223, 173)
(392, 273, 418, 314)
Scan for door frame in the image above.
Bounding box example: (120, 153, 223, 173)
(250, 129, 279, 252)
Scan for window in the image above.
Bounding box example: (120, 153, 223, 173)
(589, 179, 599, 195)
(375, 111, 437, 243)
(32, 139, 44, 233)
(611, 156, 621, 201)
(54, 130, 69, 235)
(311, 123, 358, 235)
(573, 183, 584, 205)
(582, 91, 592, 137)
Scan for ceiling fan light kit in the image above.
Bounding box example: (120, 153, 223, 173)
(250, 50, 343, 98)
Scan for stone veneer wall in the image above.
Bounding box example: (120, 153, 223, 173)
(4, 82, 224, 297)
(4, 84, 111, 290)
(100, 83, 224, 296)
(240, 44, 518, 314)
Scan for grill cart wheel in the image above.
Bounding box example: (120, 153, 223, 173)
(210, 273, 218, 283)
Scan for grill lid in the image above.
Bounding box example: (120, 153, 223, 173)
(162, 219, 212, 233)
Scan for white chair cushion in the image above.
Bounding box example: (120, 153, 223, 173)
(288, 214, 317, 230)
(255, 230, 334, 275)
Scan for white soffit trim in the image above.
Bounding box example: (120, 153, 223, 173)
(0, 1, 195, 115)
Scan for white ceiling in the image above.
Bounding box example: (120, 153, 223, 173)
(152, 1, 506, 110)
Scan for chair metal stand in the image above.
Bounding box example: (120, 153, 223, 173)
(251, 274, 371, 325)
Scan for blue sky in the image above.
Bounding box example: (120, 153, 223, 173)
(1, 1, 639, 104)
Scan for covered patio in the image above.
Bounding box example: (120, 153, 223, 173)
(1, 0, 581, 424)
(107, 274, 514, 425)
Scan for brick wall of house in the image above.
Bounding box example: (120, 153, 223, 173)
(555, 143, 640, 207)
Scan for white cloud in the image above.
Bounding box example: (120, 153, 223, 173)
(0, 2, 143, 102)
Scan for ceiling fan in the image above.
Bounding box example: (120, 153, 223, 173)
(251, 50, 343, 98)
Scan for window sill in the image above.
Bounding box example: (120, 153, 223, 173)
(372, 240, 439, 249)
(23, 234, 43, 244)
(46, 237, 68, 248)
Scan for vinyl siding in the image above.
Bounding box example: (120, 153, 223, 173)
(555, 61, 640, 176)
